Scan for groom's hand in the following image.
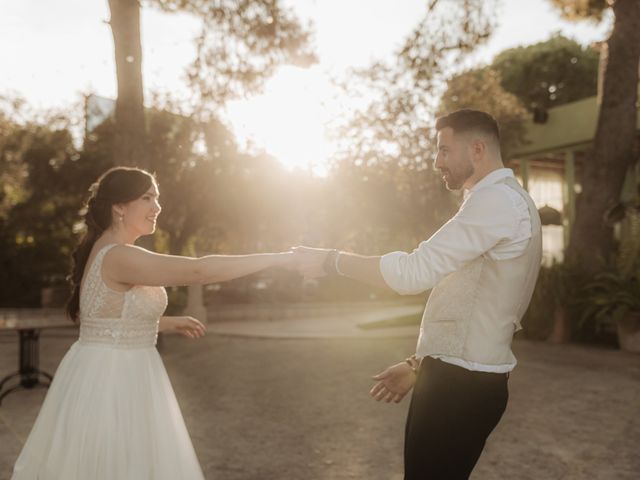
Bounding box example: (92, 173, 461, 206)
(291, 246, 331, 279)
(369, 362, 416, 403)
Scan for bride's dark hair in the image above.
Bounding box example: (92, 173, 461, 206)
(65, 166, 156, 322)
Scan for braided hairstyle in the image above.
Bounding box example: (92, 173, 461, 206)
(65, 166, 156, 321)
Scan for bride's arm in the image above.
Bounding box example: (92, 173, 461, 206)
(103, 244, 293, 287)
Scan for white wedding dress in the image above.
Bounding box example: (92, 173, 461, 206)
(12, 243, 205, 479)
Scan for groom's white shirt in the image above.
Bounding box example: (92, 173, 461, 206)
(379, 168, 532, 373)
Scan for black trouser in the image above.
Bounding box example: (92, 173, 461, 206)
(404, 356, 509, 480)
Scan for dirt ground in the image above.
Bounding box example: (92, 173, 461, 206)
(1, 330, 639, 479)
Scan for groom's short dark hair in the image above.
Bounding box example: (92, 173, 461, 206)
(435, 109, 500, 143)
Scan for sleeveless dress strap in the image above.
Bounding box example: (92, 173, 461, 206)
(82, 243, 120, 295)
(79, 244, 124, 321)
(90, 243, 119, 275)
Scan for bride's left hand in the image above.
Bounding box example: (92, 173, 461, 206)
(167, 316, 207, 339)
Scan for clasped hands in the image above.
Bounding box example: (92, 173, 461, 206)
(281, 246, 334, 279)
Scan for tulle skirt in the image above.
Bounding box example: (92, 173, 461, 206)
(11, 341, 205, 479)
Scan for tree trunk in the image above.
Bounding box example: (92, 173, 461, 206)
(566, 0, 640, 272)
(617, 312, 640, 353)
(547, 306, 572, 344)
(108, 0, 147, 169)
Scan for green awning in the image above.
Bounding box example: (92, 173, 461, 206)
(512, 93, 640, 158)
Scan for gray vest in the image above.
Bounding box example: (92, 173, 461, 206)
(416, 176, 542, 365)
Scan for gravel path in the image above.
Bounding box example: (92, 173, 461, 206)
(1, 330, 639, 479)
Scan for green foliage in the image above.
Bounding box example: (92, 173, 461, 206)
(438, 34, 600, 161)
(1, 94, 453, 306)
(578, 200, 640, 332)
(398, 0, 496, 93)
(0, 106, 29, 219)
(0, 110, 86, 306)
(578, 270, 640, 332)
(328, 1, 499, 252)
(491, 34, 600, 111)
(331, 0, 498, 171)
(438, 67, 529, 158)
(549, 0, 609, 21)
(520, 260, 589, 340)
(144, 0, 316, 114)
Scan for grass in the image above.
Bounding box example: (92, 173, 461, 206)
(357, 313, 422, 330)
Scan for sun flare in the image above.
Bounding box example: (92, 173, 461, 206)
(225, 66, 337, 176)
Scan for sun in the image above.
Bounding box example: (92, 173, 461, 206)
(225, 66, 337, 176)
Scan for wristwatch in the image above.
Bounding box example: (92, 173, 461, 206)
(404, 354, 420, 373)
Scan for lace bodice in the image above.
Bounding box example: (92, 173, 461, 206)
(78, 243, 167, 348)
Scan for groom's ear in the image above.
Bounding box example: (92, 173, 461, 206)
(472, 139, 483, 152)
(470, 138, 487, 161)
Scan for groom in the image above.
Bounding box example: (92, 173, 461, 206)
(294, 109, 542, 479)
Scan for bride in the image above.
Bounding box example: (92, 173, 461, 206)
(12, 166, 294, 479)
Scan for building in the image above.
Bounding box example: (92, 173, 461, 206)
(508, 93, 640, 264)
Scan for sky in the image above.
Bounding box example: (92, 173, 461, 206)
(0, 0, 612, 173)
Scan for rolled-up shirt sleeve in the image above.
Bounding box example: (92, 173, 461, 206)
(379, 186, 519, 295)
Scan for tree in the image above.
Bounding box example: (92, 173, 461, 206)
(551, 0, 609, 19)
(0, 96, 30, 220)
(491, 34, 600, 111)
(436, 35, 600, 161)
(166, 0, 316, 112)
(0, 115, 84, 306)
(327, 0, 498, 251)
(438, 67, 529, 158)
(108, 0, 147, 168)
(106, 0, 315, 168)
(549, 0, 640, 272)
